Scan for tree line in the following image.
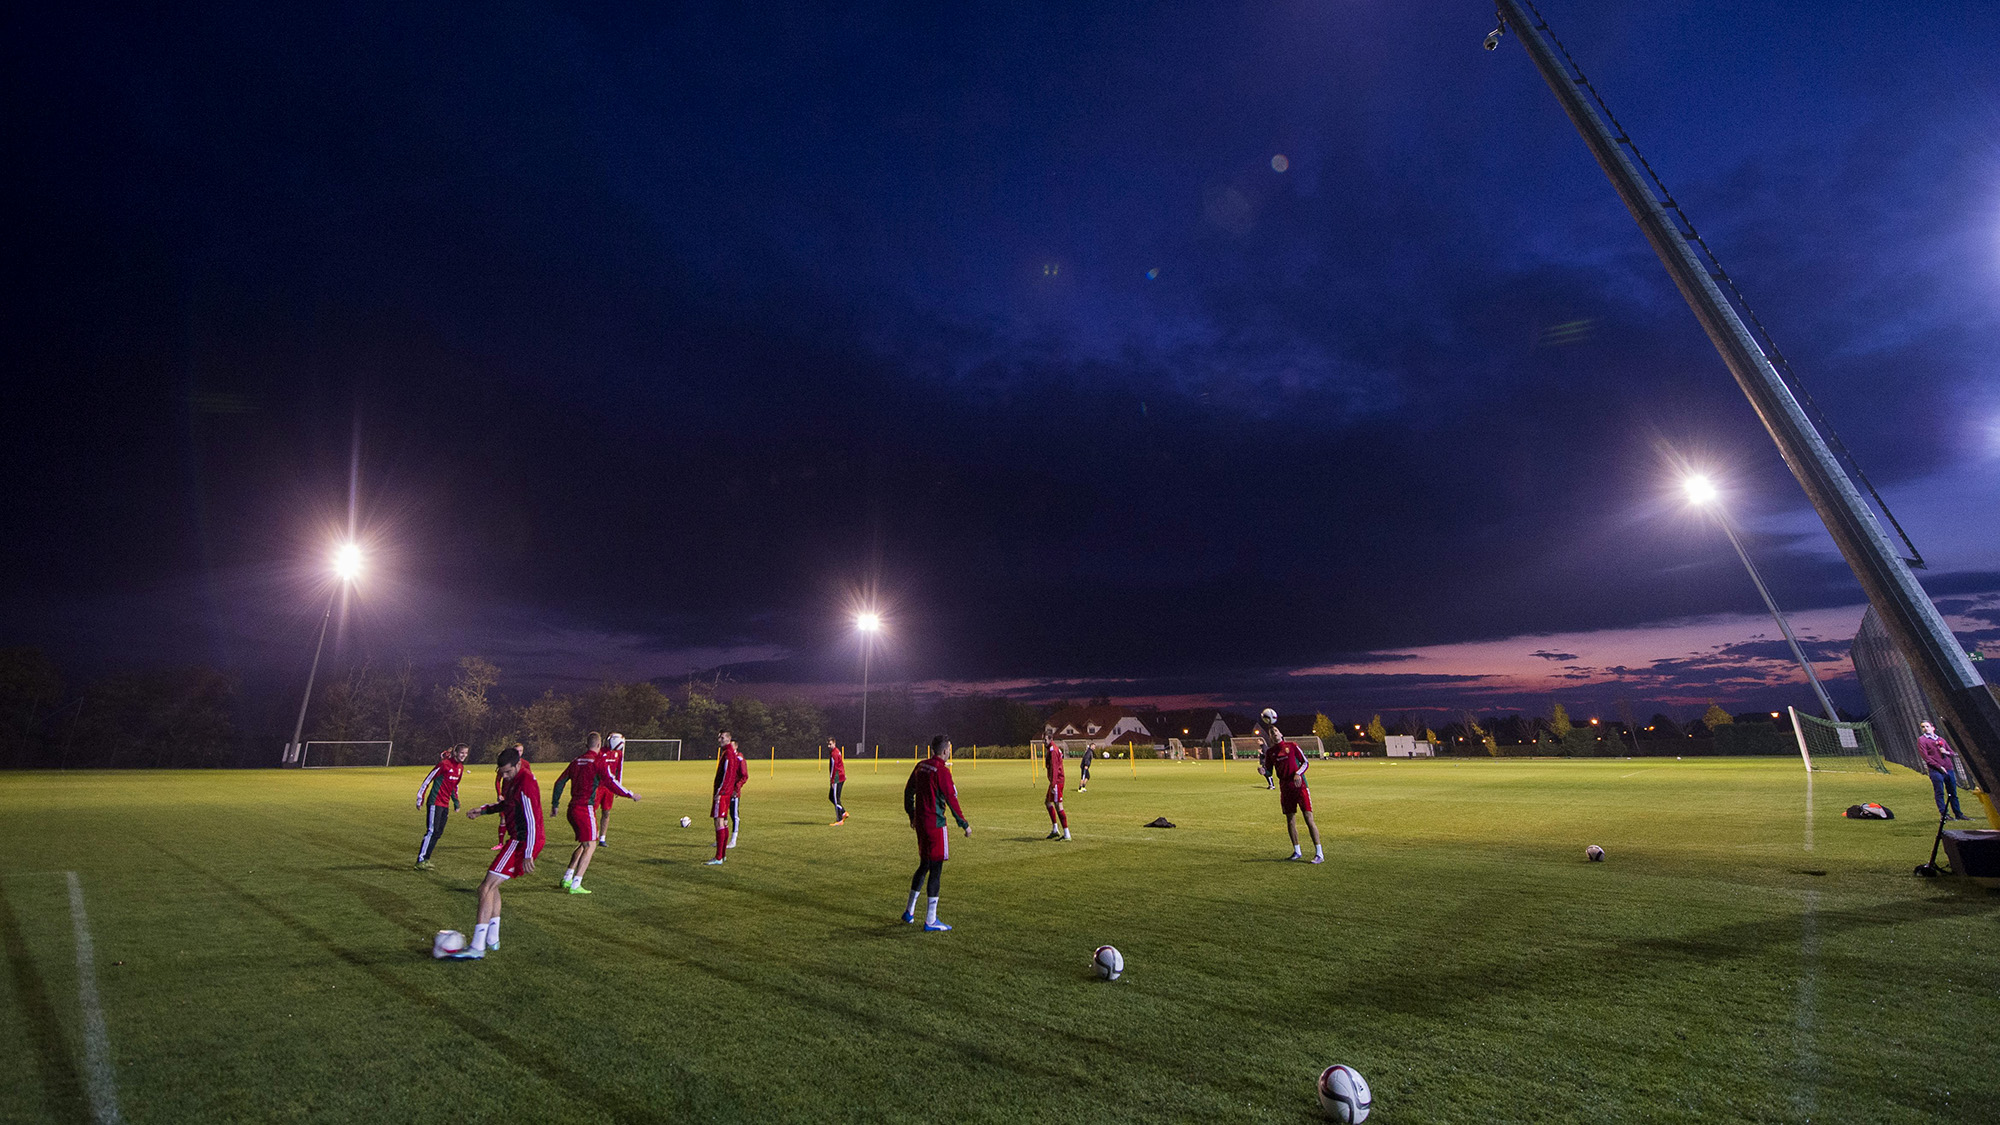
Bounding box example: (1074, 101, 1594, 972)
(0, 647, 1052, 768)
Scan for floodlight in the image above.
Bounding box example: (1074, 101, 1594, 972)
(1683, 474, 1719, 506)
(333, 543, 363, 582)
(856, 612, 881, 633)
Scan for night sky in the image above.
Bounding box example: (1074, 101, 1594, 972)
(5, 1, 1997, 721)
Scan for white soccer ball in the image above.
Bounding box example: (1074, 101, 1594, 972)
(1586, 844, 1605, 862)
(679, 816, 692, 828)
(432, 930, 467, 958)
(1260, 708, 1278, 726)
(1317, 1064, 1371, 1122)
(1093, 945, 1123, 981)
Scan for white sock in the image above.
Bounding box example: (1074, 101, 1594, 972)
(1062, 829, 1071, 839)
(1291, 845, 1302, 856)
(1315, 845, 1324, 858)
(472, 922, 490, 952)
(563, 868, 575, 885)
(905, 890, 921, 917)
(487, 917, 500, 947)
(925, 896, 939, 924)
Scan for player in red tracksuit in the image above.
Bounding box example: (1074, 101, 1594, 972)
(491, 742, 523, 849)
(1043, 731, 1070, 840)
(415, 745, 467, 869)
(594, 732, 627, 845)
(706, 731, 748, 864)
(903, 736, 970, 931)
(551, 733, 640, 894)
(450, 747, 544, 958)
(826, 737, 848, 825)
(1261, 723, 1323, 864)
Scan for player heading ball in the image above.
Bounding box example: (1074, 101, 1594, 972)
(1260, 717, 1323, 864)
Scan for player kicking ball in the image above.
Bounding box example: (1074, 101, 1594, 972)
(551, 732, 640, 894)
(414, 744, 467, 869)
(450, 746, 544, 958)
(1260, 719, 1323, 864)
(902, 735, 970, 931)
(1043, 729, 1070, 840)
(826, 737, 848, 825)
(706, 730, 748, 864)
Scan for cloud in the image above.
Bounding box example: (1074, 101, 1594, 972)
(1530, 650, 1579, 662)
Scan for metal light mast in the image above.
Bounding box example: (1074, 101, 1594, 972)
(1490, 0, 2000, 787)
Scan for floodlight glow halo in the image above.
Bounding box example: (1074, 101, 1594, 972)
(856, 611, 882, 633)
(1682, 474, 1719, 506)
(333, 542, 364, 582)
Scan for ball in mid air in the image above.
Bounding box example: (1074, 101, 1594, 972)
(432, 930, 468, 958)
(1586, 844, 1605, 862)
(1317, 1064, 1371, 1122)
(679, 816, 692, 828)
(1260, 707, 1278, 726)
(1093, 945, 1123, 981)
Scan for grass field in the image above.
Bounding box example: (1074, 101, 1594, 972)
(2, 756, 1995, 1124)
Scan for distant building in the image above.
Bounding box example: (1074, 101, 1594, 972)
(1146, 708, 1257, 747)
(1044, 704, 1153, 749)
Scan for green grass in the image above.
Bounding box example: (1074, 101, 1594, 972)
(1, 757, 1995, 1123)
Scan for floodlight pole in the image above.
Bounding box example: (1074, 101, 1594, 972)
(286, 587, 338, 766)
(1494, 0, 2000, 788)
(1706, 507, 1840, 721)
(859, 634, 872, 758)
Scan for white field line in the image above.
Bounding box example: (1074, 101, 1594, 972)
(1804, 773, 1814, 853)
(65, 872, 122, 1125)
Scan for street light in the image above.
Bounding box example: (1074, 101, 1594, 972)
(287, 542, 362, 765)
(1684, 475, 1839, 720)
(856, 611, 882, 757)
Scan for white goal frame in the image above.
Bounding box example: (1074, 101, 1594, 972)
(1788, 706, 1888, 774)
(300, 740, 394, 768)
(622, 739, 684, 761)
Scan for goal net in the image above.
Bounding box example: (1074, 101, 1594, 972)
(620, 739, 683, 761)
(1226, 735, 1323, 758)
(1788, 707, 1886, 774)
(300, 740, 394, 768)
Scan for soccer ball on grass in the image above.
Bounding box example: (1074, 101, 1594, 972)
(679, 816, 692, 828)
(1317, 1064, 1371, 1122)
(1585, 844, 1605, 862)
(432, 930, 468, 959)
(1093, 945, 1123, 981)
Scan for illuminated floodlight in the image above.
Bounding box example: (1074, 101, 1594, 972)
(856, 611, 882, 633)
(333, 542, 363, 582)
(1683, 474, 1719, 506)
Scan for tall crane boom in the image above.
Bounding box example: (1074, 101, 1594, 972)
(1490, 0, 2000, 788)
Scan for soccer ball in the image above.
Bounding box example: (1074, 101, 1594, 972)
(1317, 1064, 1371, 1122)
(1586, 845, 1605, 862)
(679, 816, 692, 828)
(1093, 945, 1123, 981)
(432, 930, 468, 959)
(1259, 708, 1278, 726)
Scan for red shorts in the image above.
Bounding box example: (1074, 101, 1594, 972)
(1280, 785, 1313, 816)
(711, 790, 738, 819)
(566, 803, 598, 843)
(594, 790, 614, 813)
(488, 839, 528, 880)
(1045, 783, 1064, 808)
(914, 821, 949, 862)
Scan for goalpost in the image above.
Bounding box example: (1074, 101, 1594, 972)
(300, 740, 394, 768)
(620, 739, 683, 761)
(1788, 707, 1887, 774)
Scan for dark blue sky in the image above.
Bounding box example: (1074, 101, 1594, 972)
(4, 1, 1996, 719)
